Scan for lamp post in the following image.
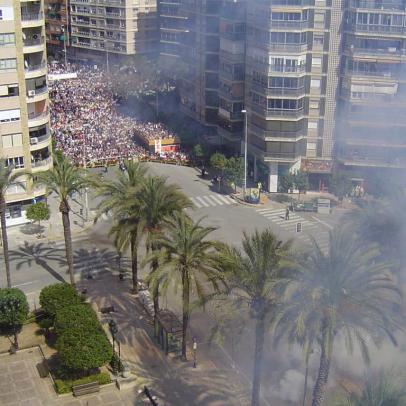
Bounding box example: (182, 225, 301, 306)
(82, 123, 90, 221)
(193, 337, 197, 368)
(61, 25, 67, 68)
(241, 109, 248, 198)
(108, 319, 118, 352)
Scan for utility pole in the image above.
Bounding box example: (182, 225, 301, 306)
(241, 109, 248, 198)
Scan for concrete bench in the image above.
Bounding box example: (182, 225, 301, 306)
(36, 362, 49, 378)
(72, 381, 100, 397)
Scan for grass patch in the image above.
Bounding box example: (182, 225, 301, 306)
(54, 371, 111, 394)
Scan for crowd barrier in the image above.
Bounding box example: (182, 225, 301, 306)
(82, 156, 191, 168)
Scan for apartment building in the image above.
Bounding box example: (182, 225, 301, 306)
(337, 0, 406, 173)
(0, 0, 52, 226)
(69, 0, 158, 61)
(44, 0, 69, 54)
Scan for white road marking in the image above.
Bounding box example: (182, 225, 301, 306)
(209, 195, 224, 205)
(13, 280, 39, 288)
(217, 195, 233, 205)
(311, 216, 334, 230)
(195, 196, 210, 207)
(190, 197, 203, 208)
(201, 196, 218, 207)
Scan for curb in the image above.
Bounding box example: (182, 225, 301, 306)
(229, 193, 264, 207)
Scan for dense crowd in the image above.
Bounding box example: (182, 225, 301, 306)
(48, 62, 186, 166)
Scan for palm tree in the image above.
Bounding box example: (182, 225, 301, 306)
(273, 226, 402, 406)
(343, 373, 406, 406)
(93, 160, 147, 293)
(137, 175, 192, 319)
(144, 212, 224, 361)
(0, 159, 25, 287)
(218, 229, 294, 406)
(34, 153, 88, 286)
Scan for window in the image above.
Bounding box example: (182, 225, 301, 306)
(310, 100, 320, 109)
(311, 79, 321, 88)
(312, 57, 322, 67)
(0, 58, 17, 71)
(0, 7, 14, 21)
(308, 121, 318, 129)
(6, 156, 24, 169)
(6, 182, 26, 195)
(0, 84, 18, 97)
(0, 33, 15, 46)
(0, 109, 20, 122)
(313, 35, 324, 47)
(2, 133, 22, 148)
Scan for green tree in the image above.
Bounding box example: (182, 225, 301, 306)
(329, 171, 352, 201)
(34, 154, 89, 286)
(137, 176, 192, 321)
(273, 226, 402, 406)
(144, 212, 223, 361)
(340, 373, 406, 406)
(39, 283, 81, 319)
(0, 288, 29, 348)
(279, 172, 295, 193)
(218, 229, 294, 406)
(56, 328, 112, 373)
(94, 160, 147, 293)
(26, 201, 50, 237)
(0, 159, 25, 288)
(210, 153, 227, 190)
(224, 157, 244, 192)
(192, 144, 205, 166)
(54, 304, 100, 336)
(294, 171, 309, 194)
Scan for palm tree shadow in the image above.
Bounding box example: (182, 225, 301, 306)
(9, 241, 67, 283)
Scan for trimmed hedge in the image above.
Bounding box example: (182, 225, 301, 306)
(54, 372, 111, 394)
(39, 284, 82, 318)
(54, 304, 100, 336)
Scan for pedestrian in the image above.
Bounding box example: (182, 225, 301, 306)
(285, 207, 290, 220)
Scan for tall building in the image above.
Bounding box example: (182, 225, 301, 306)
(0, 0, 52, 226)
(337, 0, 406, 173)
(69, 0, 159, 62)
(44, 0, 69, 54)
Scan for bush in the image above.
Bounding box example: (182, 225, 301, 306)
(39, 284, 81, 318)
(54, 304, 100, 336)
(110, 352, 123, 374)
(54, 372, 111, 394)
(0, 288, 29, 326)
(56, 329, 113, 372)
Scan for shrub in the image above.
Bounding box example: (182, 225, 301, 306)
(54, 304, 100, 336)
(110, 352, 123, 374)
(54, 372, 111, 394)
(0, 288, 29, 326)
(39, 284, 81, 318)
(56, 329, 113, 372)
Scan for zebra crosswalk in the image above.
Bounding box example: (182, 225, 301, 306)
(190, 194, 235, 209)
(256, 208, 330, 252)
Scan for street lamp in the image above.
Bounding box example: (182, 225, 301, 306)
(61, 25, 67, 69)
(193, 337, 197, 368)
(241, 109, 248, 198)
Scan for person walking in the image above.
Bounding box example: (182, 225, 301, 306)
(285, 207, 290, 220)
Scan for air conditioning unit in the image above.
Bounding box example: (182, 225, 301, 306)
(388, 47, 397, 53)
(28, 90, 36, 97)
(30, 137, 39, 145)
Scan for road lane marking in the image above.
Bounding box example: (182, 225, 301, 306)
(190, 197, 203, 208)
(311, 216, 334, 230)
(217, 195, 233, 204)
(195, 196, 210, 207)
(209, 195, 224, 205)
(13, 280, 39, 288)
(201, 196, 217, 207)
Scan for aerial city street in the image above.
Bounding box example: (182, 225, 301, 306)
(1, 0, 406, 405)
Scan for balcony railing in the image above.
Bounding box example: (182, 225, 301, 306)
(346, 46, 406, 57)
(246, 58, 307, 74)
(251, 83, 305, 97)
(21, 12, 44, 21)
(351, 23, 405, 35)
(251, 124, 306, 140)
(344, 68, 398, 78)
(30, 132, 50, 144)
(24, 62, 47, 73)
(28, 109, 49, 122)
(26, 86, 48, 97)
(349, 0, 405, 10)
(219, 49, 245, 62)
(250, 103, 305, 118)
(23, 37, 45, 47)
(31, 157, 52, 168)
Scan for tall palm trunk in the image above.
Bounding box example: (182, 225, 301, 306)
(0, 196, 11, 288)
(181, 271, 190, 361)
(251, 314, 265, 406)
(312, 328, 333, 406)
(130, 232, 138, 294)
(60, 199, 75, 286)
(151, 255, 160, 336)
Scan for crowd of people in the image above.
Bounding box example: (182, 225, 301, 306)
(48, 62, 187, 167)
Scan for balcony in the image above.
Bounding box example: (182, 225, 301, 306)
(31, 156, 52, 171)
(251, 83, 305, 97)
(218, 107, 244, 121)
(26, 85, 48, 102)
(344, 68, 398, 79)
(269, 20, 310, 30)
(345, 46, 406, 59)
(29, 131, 51, 150)
(21, 12, 44, 27)
(70, 0, 125, 6)
(23, 37, 45, 53)
(349, 0, 405, 10)
(220, 32, 245, 41)
(218, 89, 244, 101)
(338, 154, 406, 168)
(219, 70, 244, 82)
(246, 58, 306, 75)
(24, 62, 47, 79)
(28, 110, 49, 128)
(249, 143, 300, 163)
(250, 103, 305, 119)
(219, 49, 245, 63)
(251, 124, 306, 141)
(350, 24, 405, 35)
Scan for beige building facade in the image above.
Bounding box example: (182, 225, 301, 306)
(0, 0, 52, 226)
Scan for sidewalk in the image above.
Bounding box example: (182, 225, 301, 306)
(8, 193, 93, 248)
(79, 272, 251, 406)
